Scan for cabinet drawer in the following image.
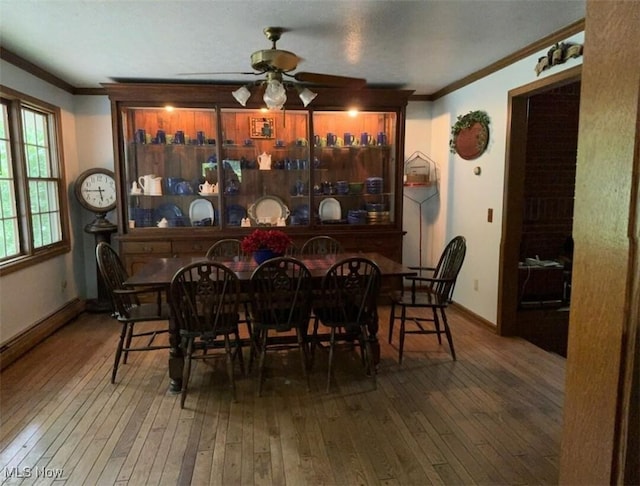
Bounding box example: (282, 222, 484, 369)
(120, 241, 172, 254)
(172, 240, 216, 255)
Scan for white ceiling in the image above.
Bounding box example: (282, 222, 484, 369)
(0, 0, 585, 95)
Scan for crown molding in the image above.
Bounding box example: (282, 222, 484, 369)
(430, 18, 585, 100)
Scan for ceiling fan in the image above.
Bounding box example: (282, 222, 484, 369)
(181, 27, 366, 110)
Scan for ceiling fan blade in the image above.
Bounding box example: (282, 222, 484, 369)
(176, 71, 261, 76)
(293, 72, 366, 88)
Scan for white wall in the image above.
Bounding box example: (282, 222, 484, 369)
(429, 33, 584, 324)
(73, 96, 116, 298)
(403, 101, 441, 268)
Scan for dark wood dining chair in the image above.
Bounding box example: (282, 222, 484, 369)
(169, 261, 244, 407)
(205, 238, 246, 261)
(95, 242, 170, 384)
(311, 257, 381, 392)
(300, 235, 343, 256)
(388, 235, 467, 363)
(248, 257, 313, 396)
(206, 238, 253, 359)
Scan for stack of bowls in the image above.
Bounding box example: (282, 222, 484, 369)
(365, 202, 390, 224)
(365, 177, 384, 194)
(347, 209, 367, 224)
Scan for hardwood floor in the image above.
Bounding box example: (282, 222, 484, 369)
(0, 306, 565, 485)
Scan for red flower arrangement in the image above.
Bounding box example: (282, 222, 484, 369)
(241, 229, 292, 255)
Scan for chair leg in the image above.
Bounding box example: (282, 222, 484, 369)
(243, 302, 255, 374)
(181, 338, 194, 409)
(310, 316, 320, 370)
(361, 325, 376, 390)
(257, 329, 269, 397)
(223, 334, 237, 402)
(233, 329, 245, 376)
(399, 305, 407, 365)
(440, 308, 456, 361)
(388, 301, 396, 343)
(326, 327, 337, 393)
(123, 323, 134, 364)
(296, 328, 310, 391)
(433, 307, 443, 344)
(111, 322, 128, 384)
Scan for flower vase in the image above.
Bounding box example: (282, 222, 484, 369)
(253, 248, 280, 264)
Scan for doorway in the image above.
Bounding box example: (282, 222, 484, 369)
(497, 66, 581, 356)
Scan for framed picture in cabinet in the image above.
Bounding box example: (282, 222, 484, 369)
(249, 116, 275, 139)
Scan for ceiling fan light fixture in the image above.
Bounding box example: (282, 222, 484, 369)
(296, 86, 317, 107)
(232, 85, 252, 106)
(263, 79, 287, 111)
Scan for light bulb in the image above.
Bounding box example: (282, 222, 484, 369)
(263, 79, 287, 111)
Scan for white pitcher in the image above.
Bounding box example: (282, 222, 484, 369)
(258, 152, 271, 170)
(138, 175, 163, 195)
(138, 174, 156, 194)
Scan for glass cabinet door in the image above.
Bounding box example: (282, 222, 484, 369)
(123, 107, 219, 229)
(219, 109, 310, 227)
(312, 111, 396, 226)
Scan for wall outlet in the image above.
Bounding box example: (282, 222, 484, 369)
(473, 279, 479, 291)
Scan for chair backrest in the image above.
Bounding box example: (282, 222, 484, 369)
(432, 235, 467, 301)
(300, 236, 343, 256)
(319, 257, 381, 329)
(96, 241, 136, 317)
(169, 261, 240, 335)
(206, 238, 245, 261)
(249, 257, 313, 331)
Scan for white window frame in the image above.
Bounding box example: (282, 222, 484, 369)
(0, 85, 70, 275)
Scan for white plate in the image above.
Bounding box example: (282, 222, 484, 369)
(248, 195, 290, 224)
(319, 198, 342, 221)
(189, 198, 215, 225)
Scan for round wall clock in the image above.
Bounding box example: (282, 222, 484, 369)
(74, 168, 117, 213)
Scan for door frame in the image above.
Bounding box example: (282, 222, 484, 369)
(497, 65, 582, 336)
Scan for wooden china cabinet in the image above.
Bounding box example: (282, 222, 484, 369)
(104, 83, 412, 274)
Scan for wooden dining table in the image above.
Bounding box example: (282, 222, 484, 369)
(125, 252, 416, 392)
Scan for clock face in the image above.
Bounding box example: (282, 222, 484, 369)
(75, 169, 117, 213)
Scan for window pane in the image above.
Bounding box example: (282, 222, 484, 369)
(0, 218, 20, 259)
(31, 213, 42, 248)
(0, 103, 19, 260)
(29, 180, 61, 248)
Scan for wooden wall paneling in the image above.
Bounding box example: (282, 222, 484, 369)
(559, 1, 640, 483)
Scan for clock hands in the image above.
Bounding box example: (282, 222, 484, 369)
(84, 187, 105, 201)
